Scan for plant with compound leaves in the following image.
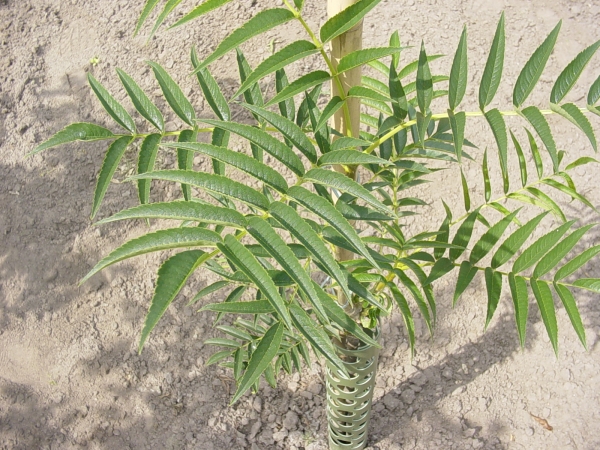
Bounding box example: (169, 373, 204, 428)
(29, 0, 600, 447)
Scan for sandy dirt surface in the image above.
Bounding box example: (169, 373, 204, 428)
(1, 0, 600, 449)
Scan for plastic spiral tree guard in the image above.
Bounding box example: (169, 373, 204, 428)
(326, 329, 381, 450)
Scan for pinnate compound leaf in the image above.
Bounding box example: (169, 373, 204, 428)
(512, 220, 575, 274)
(201, 300, 275, 314)
(491, 212, 549, 269)
(520, 106, 558, 172)
(320, 0, 382, 44)
(470, 210, 520, 264)
(390, 285, 415, 357)
(139, 250, 205, 352)
(337, 47, 402, 74)
(508, 273, 529, 348)
(550, 103, 597, 152)
(555, 245, 600, 280)
(201, 120, 305, 176)
(195, 9, 295, 70)
(552, 40, 600, 104)
(29, 123, 115, 156)
(265, 71, 331, 107)
(485, 109, 509, 193)
(87, 74, 136, 133)
(191, 47, 230, 121)
(513, 21, 561, 107)
(484, 267, 503, 329)
(137, 134, 161, 205)
(148, 61, 195, 125)
(91, 136, 134, 219)
(230, 321, 283, 404)
(449, 26, 468, 110)
(171, 0, 233, 29)
(572, 278, 600, 293)
(450, 209, 479, 261)
(416, 41, 433, 114)
(117, 68, 164, 132)
(218, 235, 293, 330)
(453, 261, 478, 306)
(554, 283, 587, 349)
(531, 279, 558, 355)
(130, 170, 270, 210)
(479, 12, 505, 110)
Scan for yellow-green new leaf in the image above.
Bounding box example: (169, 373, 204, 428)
(320, 0, 382, 43)
(148, 61, 195, 126)
(554, 283, 587, 349)
(29, 123, 115, 156)
(552, 39, 600, 104)
(265, 71, 331, 107)
(87, 74, 136, 133)
(531, 279, 558, 355)
(508, 273, 529, 348)
(170, 0, 233, 29)
(117, 68, 164, 132)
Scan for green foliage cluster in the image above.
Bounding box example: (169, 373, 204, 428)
(30, 0, 600, 404)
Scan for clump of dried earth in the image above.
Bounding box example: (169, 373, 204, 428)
(1, 0, 600, 449)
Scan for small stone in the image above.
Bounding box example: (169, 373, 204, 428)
(288, 381, 299, 392)
(113, 429, 121, 436)
(307, 382, 322, 395)
(400, 389, 415, 405)
(249, 420, 262, 439)
(253, 397, 262, 412)
(525, 427, 534, 436)
(43, 268, 58, 282)
(383, 393, 401, 410)
(283, 411, 299, 430)
(273, 430, 288, 442)
(452, 386, 466, 396)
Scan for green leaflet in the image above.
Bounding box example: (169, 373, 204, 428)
(130, 170, 270, 210)
(289, 303, 348, 376)
(317, 150, 392, 167)
(552, 39, 600, 104)
(234, 41, 318, 98)
(509, 131, 528, 186)
(139, 249, 206, 352)
(117, 68, 164, 132)
(533, 224, 595, 278)
(572, 278, 600, 293)
(213, 286, 246, 325)
(553, 283, 587, 349)
(348, 86, 390, 103)
(246, 217, 329, 324)
(524, 128, 544, 178)
(236, 48, 265, 118)
(302, 168, 389, 214)
(201, 300, 275, 314)
(396, 54, 444, 79)
(95, 201, 247, 228)
(135, 0, 160, 36)
(332, 137, 371, 151)
(137, 134, 161, 205)
(191, 47, 230, 121)
(200, 120, 305, 176)
(205, 350, 232, 366)
(320, 0, 382, 43)
(512, 220, 575, 274)
(565, 156, 599, 171)
(92, 136, 133, 219)
(269, 201, 350, 301)
(276, 69, 296, 124)
(424, 258, 454, 286)
(531, 279, 558, 355)
(314, 96, 345, 132)
(453, 260, 478, 306)
(242, 104, 317, 163)
(520, 106, 558, 172)
(449, 208, 479, 261)
(449, 26, 468, 110)
(555, 245, 600, 280)
(550, 103, 597, 152)
(470, 210, 520, 265)
(305, 91, 331, 155)
(484, 108, 509, 193)
(171, 0, 233, 29)
(508, 273, 529, 348)
(434, 202, 452, 260)
(389, 285, 415, 357)
(218, 235, 293, 330)
(148, 61, 195, 126)
(461, 170, 470, 211)
(194, 8, 295, 71)
(482, 148, 491, 202)
(82, 227, 222, 283)
(175, 130, 196, 201)
(336, 202, 393, 221)
(509, 190, 565, 223)
(484, 267, 503, 329)
(389, 63, 408, 120)
(230, 321, 283, 405)
(448, 110, 466, 164)
(217, 325, 252, 342)
(293, 0, 305, 11)
(87, 74, 136, 133)
(479, 12, 505, 110)
(161, 142, 289, 193)
(543, 178, 597, 212)
(589, 74, 600, 106)
(398, 258, 437, 325)
(513, 21, 561, 107)
(296, 84, 321, 128)
(416, 41, 433, 114)
(149, 0, 183, 40)
(337, 47, 402, 74)
(390, 30, 401, 68)
(188, 280, 230, 306)
(29, 123, 115, 156)
(265, 71, 331, 107)
(394, 268, 432, 336)
(204, 338, 240, 348)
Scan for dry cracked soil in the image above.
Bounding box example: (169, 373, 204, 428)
(1, 0, 600, 449)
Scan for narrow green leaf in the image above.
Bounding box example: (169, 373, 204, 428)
(305, 91, 331, 155)
(524, 187, 567, 222)
(205, 350, 232, 366)
(470, 210, 520, 264)
(434, 202, 452, 260)
(448, 110, 466, 163)
(524, 128, 544, 178)
(460, 169, 470, 212)
(389, 285, 415, 357)
(317, 150, 391, 167)
(394, 269, 432, 336)
(195, 9, 295, 70)
(130, 170, 270, 210)
(416, 41, 433, 114)
(389, 63, 407, 120)
(200, 120, 305, 176)
(520, 106, 558, 172)
(29, 123, 115, 156)
(137, 134, 161, 205)
(201, 300, 275, 314)
(315, 96, 345, 133)
(117, 68, 164, 132)
(513, 21, 561, 107)
(148, 61, 195, 125)
(236, 48, 265, 116)
(397, 54, 444, 79)
(550, 103, 597, 152)
(588, 74, 600, 106)
(453, 260, 478, 306)
(231, 321, 283, 404)
(338, 47, 402, 74)
(449, 209, 479, 261)
(484, 267, 503, 329)
(479, 12, 505, 110)
(555, 245, 600, 280)
(552, 39, 600, 104)
(485, 108, 509, 193)
(87, 74, 136, 133)
(275, 68, 296, 124)
(191, 47, 230, 121)
(348, 86, 390, 103)
(170, 0, 233, 29)
(149, 0, 183, 40)
(175, 130, 196, 201)
(482, 148, 491, 202)
(296, 85, 322, 128)
(135, 0, 160, 36)
(512, 220, 575, 274)
(565, 156, 599, 171)
(390, 30, 401, 68)
(92, 136, 133, 219)
(531, 279, 558, 354)
(320, 0, 382, 43)
(242, 104, 317, 163)
(572, 278, 600, 293)
(218, 235, 292, 330)
(188, 280, 230, 306)
(449, 26, 468, 110)
(509, 131, 528, 187)
(554, 283, 587, 349)
(508, 273, 529, 348)
(424, 257, 454, 286)
(265, 71, 331, 107)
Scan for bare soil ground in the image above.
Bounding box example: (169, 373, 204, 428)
(1, 0, 600, 449)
